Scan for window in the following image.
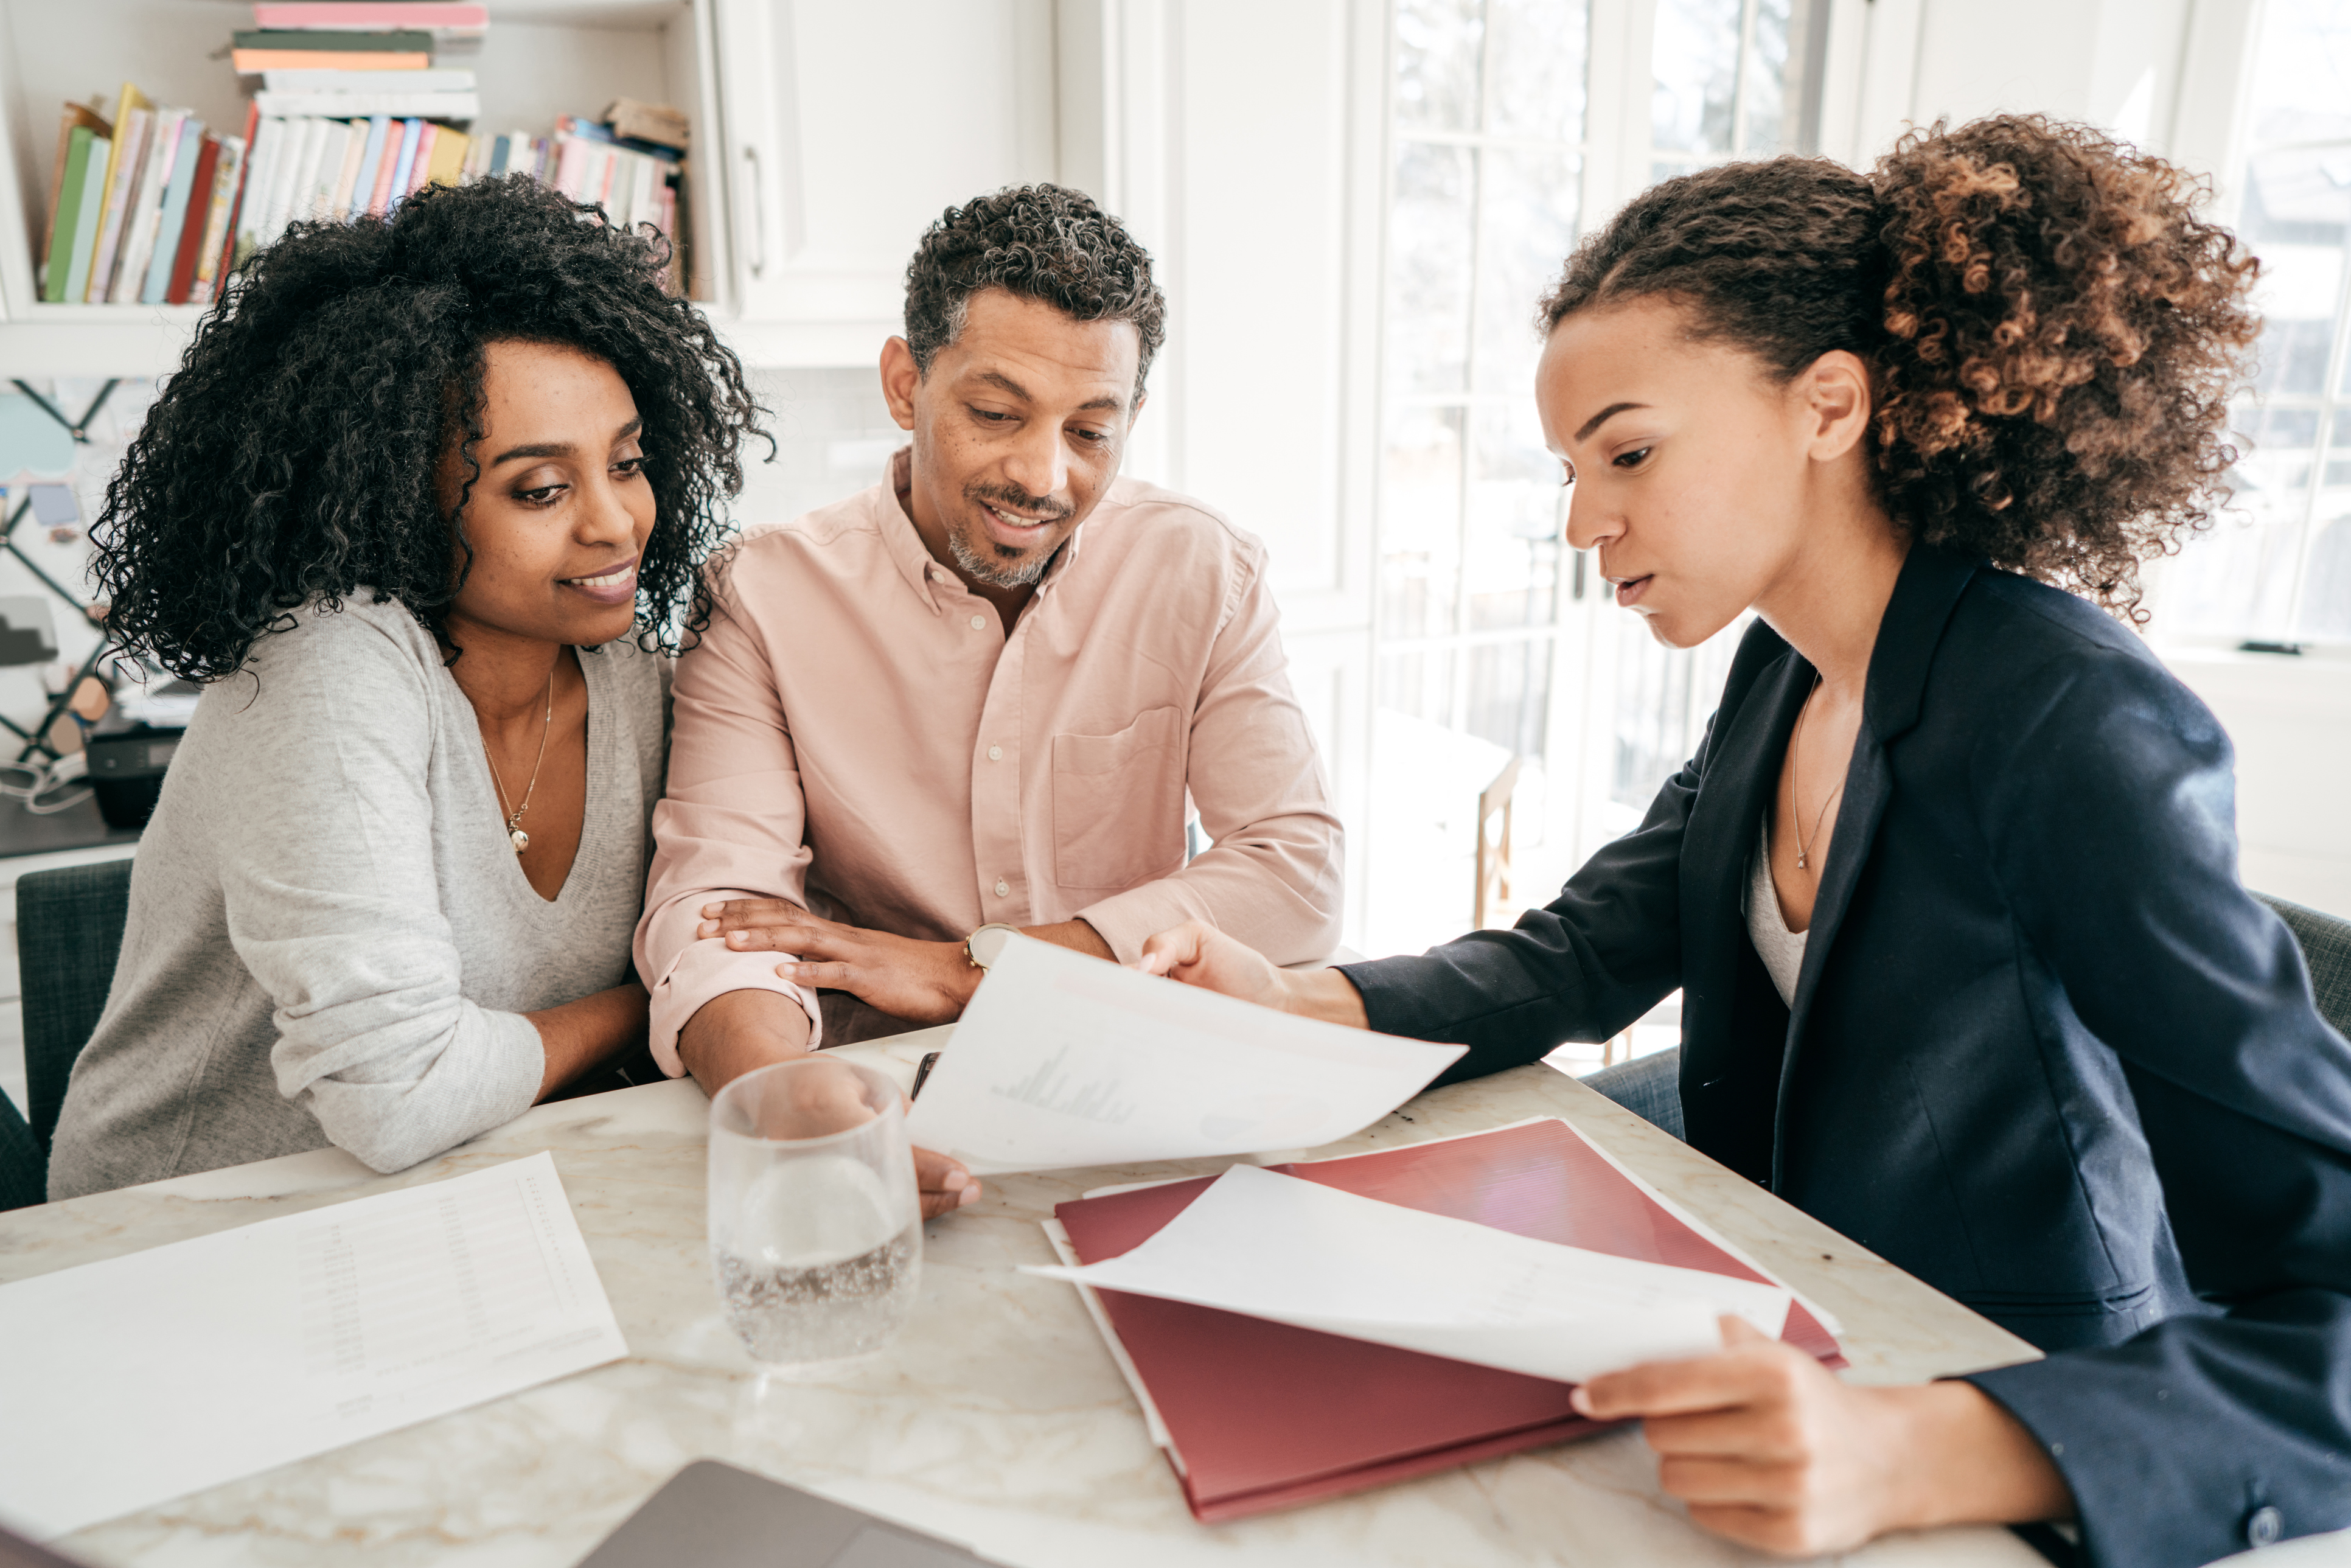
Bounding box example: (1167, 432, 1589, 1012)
(2163, 0, 2351, 644)
(1370, 0, 1828, 955)
(1371, 0, 1586, 955)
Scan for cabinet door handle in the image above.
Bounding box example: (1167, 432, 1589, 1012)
(741, 145, 767, 279)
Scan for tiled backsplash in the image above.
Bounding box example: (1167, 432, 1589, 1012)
(730, 368, 902, 530)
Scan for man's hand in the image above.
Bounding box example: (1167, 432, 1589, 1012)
(1138, 921, 1370, 1029)
(701, 901, 980, 1025)
(1571, 1317, 2073, 1556)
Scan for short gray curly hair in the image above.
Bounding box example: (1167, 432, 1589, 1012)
(903, 184, 1165, 402)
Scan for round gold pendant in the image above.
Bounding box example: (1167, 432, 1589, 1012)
(510, 828, 530, 854)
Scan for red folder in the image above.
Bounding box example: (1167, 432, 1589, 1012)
(1053, 1117, 1844, 1522)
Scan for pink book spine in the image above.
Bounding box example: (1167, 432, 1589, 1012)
(405, 124, 437, 194)
(552, 136, 588, 198)
(366, 125, 404, 215)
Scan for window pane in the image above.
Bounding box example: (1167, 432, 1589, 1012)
(2243, 149, 2347, 398)
(2165, 512, 2307, 636)
(1610, 615, 1745, 812)
(1651, 0, 1744, 158)
(2248, 0, 2351, 148)
(2301, 510, 2351, 638)
(1741, 0, 1794, 155)
(1382, 405, 1465, 639)
(1486, 0, 1590, 141)
(1465, 635, 1554, 757)
(1388, 142, 1475, 394)
(1395, 0, 1483, 133)
(1471, 147, 1580, 394)
(1464, 402, 1563, 632)
(1378, 649, 1458, 728)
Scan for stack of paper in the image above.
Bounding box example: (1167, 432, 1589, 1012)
(0, 1152, 626, 1540)
(1028, 1163, 1792, 1384)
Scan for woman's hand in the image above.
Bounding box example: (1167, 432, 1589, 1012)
(1572, 1317, 2073, 1555)
(1138, 922, 1370, 1029)
(700, 899, 978, 1025)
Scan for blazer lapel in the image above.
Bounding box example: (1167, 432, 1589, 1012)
(1768, 546, 1981, 1185)
(1678, 635, 1811, 1169)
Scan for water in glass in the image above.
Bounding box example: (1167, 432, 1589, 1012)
(708, 1056, 922, 1370)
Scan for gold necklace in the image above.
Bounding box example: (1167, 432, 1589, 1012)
(482, 667, 556, 855)
(1790, 673, 1844, 873)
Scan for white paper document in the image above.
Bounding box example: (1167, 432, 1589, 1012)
(902, 935, 1466, 1174)
(0, 1152, 627, 1540)
(1024, 1163, 1792, 1384)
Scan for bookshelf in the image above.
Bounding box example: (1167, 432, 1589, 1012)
(0, 0, 727, 377)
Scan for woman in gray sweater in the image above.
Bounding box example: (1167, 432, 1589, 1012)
(49, 178, 764, 1198)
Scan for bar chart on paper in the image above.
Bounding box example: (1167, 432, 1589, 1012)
(991, 1045, 1138, 1124)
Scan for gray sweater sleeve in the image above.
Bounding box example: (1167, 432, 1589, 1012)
(209, 610, 543, 1171)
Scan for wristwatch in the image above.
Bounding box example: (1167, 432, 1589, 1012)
(964, 922, 1020, 971)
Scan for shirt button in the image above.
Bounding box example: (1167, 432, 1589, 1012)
(987, 745, 1003, 761)
(969, 614, 986, 630)
(2246, 1505, 2283, 1548)
(994, 879, 1011, 898)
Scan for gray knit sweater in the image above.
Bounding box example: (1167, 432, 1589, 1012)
(48, 594, 666, 1199)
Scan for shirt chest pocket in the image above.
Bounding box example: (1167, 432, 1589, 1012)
(1051, 705, 1188, 891)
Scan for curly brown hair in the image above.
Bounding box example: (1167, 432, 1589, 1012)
(1539, 116, 2261, 618)
(94, 176, 766, 680)
(903, 184, 1166, 402)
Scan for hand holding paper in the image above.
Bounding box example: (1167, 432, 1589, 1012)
(1026, 1164, 1792, 1385)
(902, 935, 1464, 1174)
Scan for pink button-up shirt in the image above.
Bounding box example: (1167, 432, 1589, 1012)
(634, 449, 1343, 1067)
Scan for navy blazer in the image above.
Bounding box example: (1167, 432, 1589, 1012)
(1341, 545, 2351, 1567)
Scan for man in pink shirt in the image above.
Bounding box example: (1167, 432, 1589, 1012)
(634, 186, 1343, 1194)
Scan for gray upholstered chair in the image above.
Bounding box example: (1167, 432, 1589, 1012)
(1, 857, 134, 1210)
(1583, 889, 2351, 1143)
(2255, 892, 2351, 1036)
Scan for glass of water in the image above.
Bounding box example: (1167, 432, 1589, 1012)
(708, 1057, 923, 1371)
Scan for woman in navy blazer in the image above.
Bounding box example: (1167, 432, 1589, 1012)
(1141, 117, 2351, 1567)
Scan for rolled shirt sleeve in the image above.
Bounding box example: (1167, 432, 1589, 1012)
(635, 585, 824, 1075)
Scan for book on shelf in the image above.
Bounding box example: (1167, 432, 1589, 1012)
(251, 2, 488, 37)
(108, 107, 189, 303)
(601, 98, 689, 152)
(255, 89, 479, 119)
(162, 134, 223, 304)
(86, 93, 152, 302)
(40, 104, 113, 292)
(260, 68, 475, 92)
(45, 126, 103, 303)
(186, 133, 246, 304)
(139, 119, 211, 304)
(231, 31, 435, 73)
(27, 0, 700, 308)
(60, 135, 113, 305)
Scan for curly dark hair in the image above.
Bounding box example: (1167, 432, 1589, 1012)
(903, 184, 1166, 400)
(92, 175, 767, 680)
(1539, 115, 2261, 619)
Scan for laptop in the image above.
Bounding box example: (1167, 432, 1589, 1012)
(577, 1460, 992, 1567)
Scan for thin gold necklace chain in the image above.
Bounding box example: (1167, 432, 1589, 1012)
(482, 666, 556, 851)
(1790, 672, 1845, 873)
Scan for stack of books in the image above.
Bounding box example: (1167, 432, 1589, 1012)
(33, 2, 692, 304)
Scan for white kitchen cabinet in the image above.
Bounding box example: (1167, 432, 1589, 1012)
(710, 0, 1056, 361)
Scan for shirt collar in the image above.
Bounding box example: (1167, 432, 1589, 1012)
(876, 443, 1113, 611)
(878, 445, 950, 612)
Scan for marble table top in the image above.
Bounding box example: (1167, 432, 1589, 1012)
(1, 1032, 2058, 1568)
